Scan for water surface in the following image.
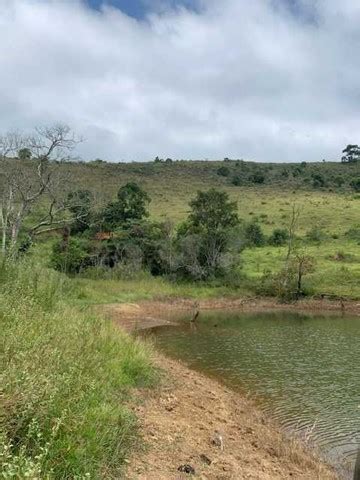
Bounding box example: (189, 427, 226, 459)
(151, 310, 360, 474)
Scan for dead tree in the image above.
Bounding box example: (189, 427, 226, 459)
(0, 124, 82, 255)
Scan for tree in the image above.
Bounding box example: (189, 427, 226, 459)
(67, 190, 93, 234)
(101, 182, 150, 230)
(286, 204, 301, 260)
(188, 189, 238, 232)
(18, 148, 32, 160)
(0, 125, 82, 255)
(176, 189, 240, 279)
(341, 144, 360, 163)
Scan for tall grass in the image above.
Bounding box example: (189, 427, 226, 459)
(0, 260, 156, 478)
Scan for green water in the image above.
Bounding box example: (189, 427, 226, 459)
(151, 310, 360, 474)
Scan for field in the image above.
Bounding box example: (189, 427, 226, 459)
(45, 160, 360, 300)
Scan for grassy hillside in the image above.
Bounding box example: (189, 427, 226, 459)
(57, 160, 359, 300)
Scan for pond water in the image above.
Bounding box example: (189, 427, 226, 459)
(150, 310, 360, 476)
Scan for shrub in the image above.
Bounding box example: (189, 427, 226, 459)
(345, 225, 360, 243)
(306, 226, 327, 244)
(249, 171, 265, 184)
(50, 237, 93, 274)
(269, 228, 289, 246)
(245, 222, 265, 247)
(350, 178, 360, 192)
(217, 166, 230, 177)
(311, 173, 326, 188)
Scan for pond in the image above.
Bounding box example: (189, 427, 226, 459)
(150, 310, 360, 476)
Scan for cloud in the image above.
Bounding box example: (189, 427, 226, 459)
(0, 0, 359, 162)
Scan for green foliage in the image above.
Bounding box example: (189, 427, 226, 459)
(0, 262, 155, 478)
(341, 144, 360, 163)
(50, 237, 93, 274)
(188, 189, 238, 232)
(345, 225, 360, 243)
(101, 182, 150, 230)
(245, 222, 265, 247)
(306, 226, 327, 244)
(249, 171, 265, 184)
(18, 148, 32, 160)
(269, 228, 289, 246)
(311, 172, 326, 188)
(67, 189, 93, 234)
(350, 178, 360, 192)
(217, 166, 230, 177)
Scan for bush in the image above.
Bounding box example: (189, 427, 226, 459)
(345, 225, 360, 243)
(50, 237, 93, 274)
(249, 171, 265, 184)
(350, 178, 360, 192)
(306, 226, 327, 244)
(244, 222, 265, 247)
(268, 228, 289, 246)
(217, 166, 230, 177)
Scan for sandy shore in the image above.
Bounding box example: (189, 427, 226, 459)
(98, 298, 353, 479)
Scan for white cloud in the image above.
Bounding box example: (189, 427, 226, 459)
(0, 0, 359, 161)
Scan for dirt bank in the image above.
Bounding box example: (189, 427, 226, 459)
(98, 299, 349, 479)
(101, 296, 360, 331)
(124, 353, 338, 480)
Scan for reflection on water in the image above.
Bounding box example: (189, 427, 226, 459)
(151, 310, 360, 475)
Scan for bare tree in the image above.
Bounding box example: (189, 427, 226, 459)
(286, 204, 301, 260)
(0, 124, 82, 255)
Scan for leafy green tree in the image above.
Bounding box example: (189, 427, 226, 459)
(101, 182, 150, 230)
(341, 144, 360, 163)
(188, 189, 238, 232)
(67, 190, 93, 234)
(176, 189, 239, 280)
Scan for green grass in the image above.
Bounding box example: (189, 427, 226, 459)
(28, 159, 360, 301)
(0, 261, 156, 479)
(242, 239, 360, 299)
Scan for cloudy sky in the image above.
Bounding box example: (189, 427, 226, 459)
(1, 0, 359, 162)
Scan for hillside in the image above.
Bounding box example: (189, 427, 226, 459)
(50, 159, 360, 300)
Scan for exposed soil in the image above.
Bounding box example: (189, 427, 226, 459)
(124, 353, 338, 480)
(101, 296, 360, 332)
(97, 297, 354, 479)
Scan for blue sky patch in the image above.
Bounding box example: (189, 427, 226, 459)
(87, 0, 199, 19)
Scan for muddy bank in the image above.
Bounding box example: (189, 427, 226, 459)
(99, 299, 346, 479)
(100, 296, 360, 331)
(124, 353, 338, 480)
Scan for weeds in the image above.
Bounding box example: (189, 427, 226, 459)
(0, 261, 156, 478)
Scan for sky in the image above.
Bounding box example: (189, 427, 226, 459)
(1, 0, 360, 162)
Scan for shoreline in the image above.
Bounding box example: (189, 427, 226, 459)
(99, 298, 352, 479)
(124, 352, 338, 479)
(101, 296, 360, 332)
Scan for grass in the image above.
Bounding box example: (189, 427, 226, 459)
(0, 260, 156, 479)
(25, 159, 360, 301)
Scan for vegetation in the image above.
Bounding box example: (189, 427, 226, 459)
(1, 128, 360, 477)
(0, 260, 155, 478)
